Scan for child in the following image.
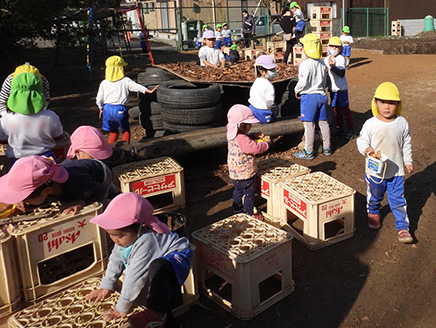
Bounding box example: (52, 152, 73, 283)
(324, 36, 356, 139)
(221, 22, 232, 46)
(198, 30, 226, 69)
(0, 155, 113, 214)
(248, 55, 279, 124)
(0, 63, 50, 117)
(228, 44, 240, 64)
(356, 82, 414, 244)
(86, 192, 192, 328)
(294, 33, 330, 159)
(0, 72, 63, 163)
(195, 24, 209, 48)
(290, 2, 305, 44)
(340, 26, 353, 69)
(67, 125, 113, 161)
(227, 104, 271, 217)
(214, 24, 223, 49)
(96, 56, 158, 143)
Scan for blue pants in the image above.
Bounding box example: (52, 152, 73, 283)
(102, 104, 129, 132)
(232, 176, 257, 216)
(222, 37, 232, 46)
(365, 174, 409, 231)
(214, 40, 222, 49)
(330, 91, 349, 108)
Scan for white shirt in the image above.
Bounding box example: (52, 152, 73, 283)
(294, 58, 327, 96)
(340, 34, 353, 47)
(96, 77, 147, 109)
(0, 109, 63, 158)
(199, 46, 225, 66)
(222, 29, 232, 38)
(294, 9, 305, 22)
(215, 31, 222, 39)
(324, 55, 348, 92)
(248, 77, 275, 109)
(357, 116, 412, 178)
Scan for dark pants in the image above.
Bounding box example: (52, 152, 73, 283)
(243, 32, 253, 48)
(232, 175, 257, 216)
(284, 39, 297, 64)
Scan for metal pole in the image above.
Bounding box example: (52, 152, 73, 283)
(87, 8, 93, 82)
(212, 0, 216, 28)
(342, 0, 345, 27)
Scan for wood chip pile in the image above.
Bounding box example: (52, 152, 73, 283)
(157, 61, 299, 84)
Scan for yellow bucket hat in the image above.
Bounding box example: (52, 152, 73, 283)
(105, 56, 127, 82)
(372, 82, 402, 116)
(13, 63, 42, 80)
(301, 34, 323, 59)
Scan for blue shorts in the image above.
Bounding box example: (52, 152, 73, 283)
(222, 37, 232, 46)
(330, 91, 349, 108)
(296, 21, 306, 32)
(300, 94, 328, 122)
(249, 104, 274, 124)
(342, 46, 351, 57)
(102, 104, 129, 132)
(214, 40, 222, 49)
(162, 248, 193, 286)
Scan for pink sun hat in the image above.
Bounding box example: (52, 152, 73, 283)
(0, 156, 69, 204)
(67, 126, 113, 160)
(90, 193, 169, 234)
(226, 104, 259, 140)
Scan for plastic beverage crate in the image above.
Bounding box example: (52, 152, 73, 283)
(311, 6, 333, 20)
(192, 214, 294, 320)
(391, 20, 402, 36)
(267, 41, 285, 54)
(279, 171, 356, 249)
(261, 163, 310, 218)
(310, 20, 332, 32)
(7, 278, 145, 328)
(292, 45, 307, 61)
(9, 202, 107, 303)
(112, 156, 185, 214)
(52, 132, 71, 163)
(0, 231, 21, 318)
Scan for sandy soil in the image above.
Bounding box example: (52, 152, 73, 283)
(1, 38, 435, 328)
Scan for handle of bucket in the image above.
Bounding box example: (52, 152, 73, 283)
(368, 161, 387, 184)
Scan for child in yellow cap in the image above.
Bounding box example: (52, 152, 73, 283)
(96, 56, 158, 143)
(356, 82, 414, 243)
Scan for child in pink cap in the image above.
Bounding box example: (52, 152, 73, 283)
(67, 125, 113, 160)
(0, 155, 113, 214)
(87, 193, 192, 328)
(227, 104, 271, 218)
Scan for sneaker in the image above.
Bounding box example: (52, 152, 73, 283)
(294, 150, 315, 160)
(128, 309, 167, 328)
(397, 229, 413, 244)
(323, 148, 332, 156)
(368, 213, 381, 230)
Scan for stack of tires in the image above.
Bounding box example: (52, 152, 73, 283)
(136, 67, 181, 138)
(157, 81, 223, 133)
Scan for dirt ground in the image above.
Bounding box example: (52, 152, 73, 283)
(1, 35, 436, 328)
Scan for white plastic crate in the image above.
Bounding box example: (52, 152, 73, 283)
(192, 214, 294, 320)
(267, 40, 285, 54)
(279, 171, 356, 249)
(0, 231, 21, 318)
(391, 21, 402, 36)
(311, 6, 333, 20)
(310, 20, 332, 32)
(261, 164, 310, 218)
(112, 156, 185, 214)
(7, 278, 145, 328)
(9, 202, 107, 302)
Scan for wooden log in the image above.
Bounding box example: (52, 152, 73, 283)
(133, 118, 303, 160)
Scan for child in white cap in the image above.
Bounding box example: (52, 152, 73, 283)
(198, 30, 226, 68)
(227, 104, 271, 218)
(96, 56, 158, 143)
(87, 192, 192, 328)
(248, 55, 279, 124)
(356, 82, 414, 244)
(294, 33, 330, 160)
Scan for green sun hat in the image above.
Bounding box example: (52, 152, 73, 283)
(342, 26, 351, 33)
(216, 24, 222, 28)
(7, 72, 46, 115)
(222, 22, 228, 26)
(231, 44, 238, 50)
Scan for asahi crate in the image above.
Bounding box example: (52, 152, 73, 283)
(192, 214, 294, 320)
(112, 156, 185, 214)
(10, 202, 107, 303)
(266, 40, 285, 54)
(293, 44, 307, 62)
(313, 32, 333, 41)
(279, 171, 356, 249)
(7, 278, 145, 328)
(310, 20, 332, 32)
(261, 164, 310, 218)
(0, 231, 21, 318)
(311, 6, 333, 20)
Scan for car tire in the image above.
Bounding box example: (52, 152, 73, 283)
(128, 106, 140, 120)
(161, 104, 223, 125)
(163, 120, 222, 133)
(150, 114, 164, 130)
(137, 67, 180, 85)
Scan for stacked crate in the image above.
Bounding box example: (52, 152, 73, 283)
(292, 44, 307, 66)
(266, 40, 286, 63)
(310, 6, 333, 57)
(391, 20, 402, 36)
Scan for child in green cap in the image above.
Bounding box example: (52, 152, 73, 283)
(221, 22, 232, 46)
(340, 26, 353, 68)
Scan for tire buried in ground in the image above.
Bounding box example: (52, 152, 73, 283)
(163, 120, 222, 133)
(161, 104, 223, 125)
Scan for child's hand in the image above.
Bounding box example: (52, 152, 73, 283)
(295, 92, 301, 100)
(252, 132, 265, 139)
(61, 200, 86, 215)
(147, 85, 159, 93)
(365, 147, 375, 156)
(328, 56, 335, 66)
(103, 308, 126, 322)
(405, 164, 414, 174)
(99, 108, 103, 119)
(86, 288, 112, 303)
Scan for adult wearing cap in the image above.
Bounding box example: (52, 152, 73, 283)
(0, 72, 63, 164)
(198, 30, 226, 68)
(87, 192, 192, 326)
(242, 9, 255, 48)
(96, 56, 159, 143)
(221, 22, 232, 46)
(294, 34, 330, 160)
(0, 63, 50, 117)
(227, 105, 270, 218)
(280, 5, 297, 64)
